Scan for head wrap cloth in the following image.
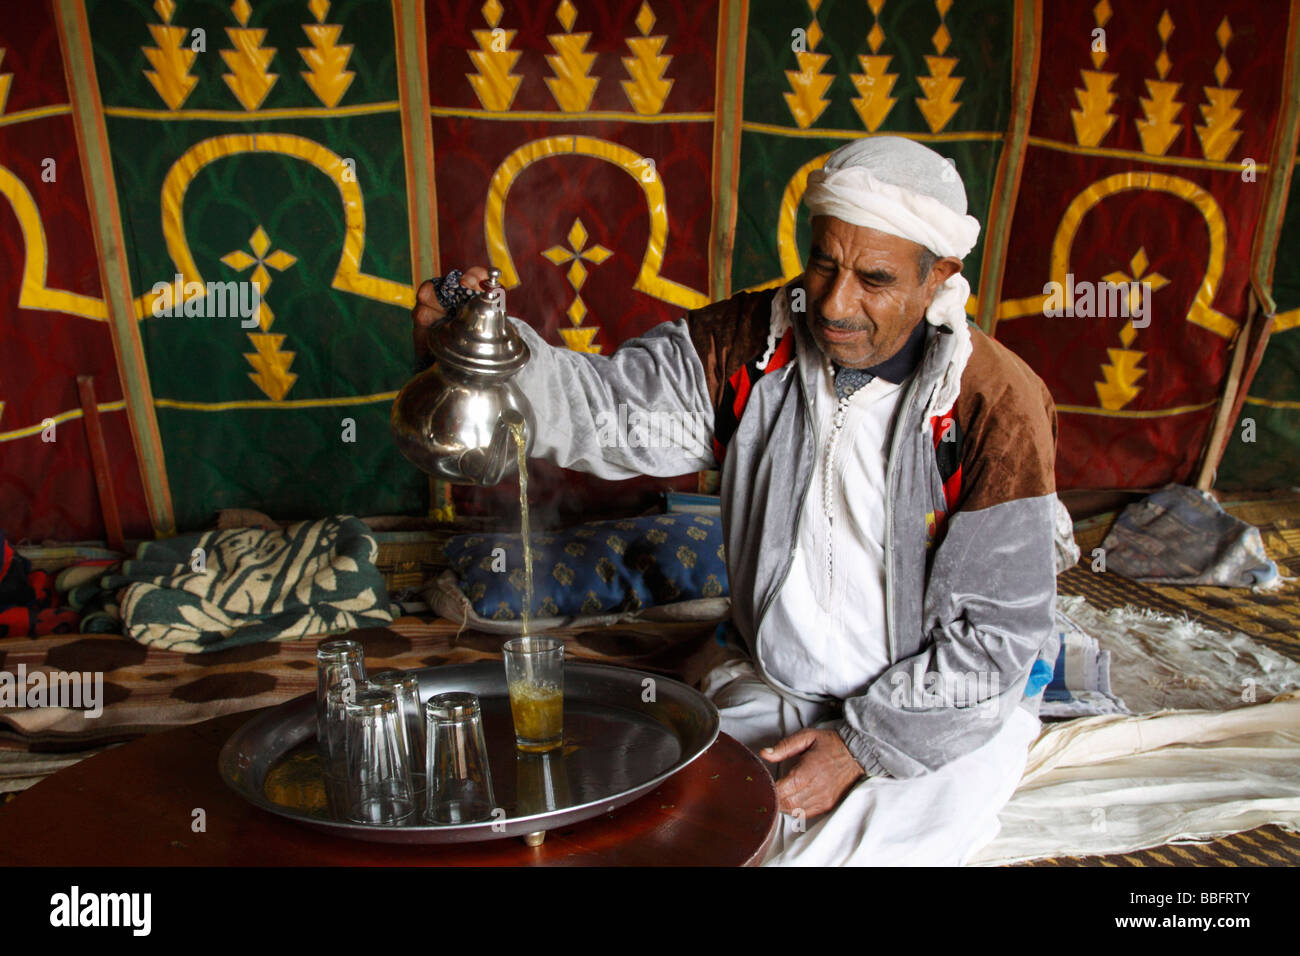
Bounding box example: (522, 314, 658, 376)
(802, 136, 980, 425)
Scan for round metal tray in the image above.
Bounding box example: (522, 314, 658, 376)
(218, 660, 720, 844)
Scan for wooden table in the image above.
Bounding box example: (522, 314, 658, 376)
(0, 710, 778, 866)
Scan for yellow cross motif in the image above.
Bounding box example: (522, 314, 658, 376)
(1095, 247, 1168, 411)
(542, 218, 611, 352)
(1102, 246, 1169, 324)
(220, 225, 297, 330)
(220, 225, 299, 401)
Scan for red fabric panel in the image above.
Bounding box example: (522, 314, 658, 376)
(993, 0, 1289, 490)
(0, 1, 150, 542)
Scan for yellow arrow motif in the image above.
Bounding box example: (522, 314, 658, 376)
(1195, 18, 1242, 161)
(244, 333, 297, 401)
(546, 0, 599, 112)
(850, 8, 899, 136)
(468, 0, 522, 111)
(1095, 331, 1146, 410)
(143, 25, 199, 110)
(142, 0, 199, 111)
(1135, 10, 1184, 157)
(221, 0, 278, 112)
(1071, 0, 1116, 146)
(916, 56, 962, 132)
(622, 2, 673, 115)
(784, 3, 832, 129)
(299, 24, 354, 108)
(915, 0, 963, 133)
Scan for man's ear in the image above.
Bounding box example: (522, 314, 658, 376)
(930, 254, 961, 287)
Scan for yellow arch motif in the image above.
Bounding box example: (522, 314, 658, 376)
(140, 133, 414, 318)
(0, 164, 109, 321)
(484, 136, 707, 310)
(777, 152, 830, 281)
(997, 171, 1235, 339)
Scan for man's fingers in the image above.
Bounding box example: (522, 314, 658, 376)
(761, 729, 817, 763)
(413, 266, 493, 339)
(416, 279, 440, 307)
(461, 266, 489, 290)
(413, 280, 445, 330)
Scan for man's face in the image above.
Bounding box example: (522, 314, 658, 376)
(801, 216, 961, 368)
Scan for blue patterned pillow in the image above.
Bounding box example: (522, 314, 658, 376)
(444, 514, 728, 622)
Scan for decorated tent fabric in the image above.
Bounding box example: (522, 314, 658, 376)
(0, 2, 152, 541)
(992, 2, 1293, 490)
(3, 0, 1300, 543)
(1218, 132, 1300, 490)
(84, 0, 423, 531)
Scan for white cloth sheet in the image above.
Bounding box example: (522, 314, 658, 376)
(970, 695, 1300, 865)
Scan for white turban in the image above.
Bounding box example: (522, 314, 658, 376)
(803, 137, 980, 425)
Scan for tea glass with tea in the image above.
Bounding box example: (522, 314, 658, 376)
(502, 636, 564, 753)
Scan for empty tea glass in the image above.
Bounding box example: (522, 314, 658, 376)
(502, 637, 564, 753)
(321, 683, 353, 816)
(343, 688, 415, 825)
(424, 693, 496, 825)
(316, 639, 367, 756)
(368, 669, 426, 784)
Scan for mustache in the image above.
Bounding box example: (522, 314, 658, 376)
(815, 311, 869, 332)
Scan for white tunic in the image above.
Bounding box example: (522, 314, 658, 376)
(759, 345, 902, 701)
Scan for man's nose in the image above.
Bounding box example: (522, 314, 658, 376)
(819, 269, 856, 321)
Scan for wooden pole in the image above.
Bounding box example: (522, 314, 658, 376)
(76, 375, 126, 553)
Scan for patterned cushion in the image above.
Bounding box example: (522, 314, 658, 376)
(444, 514, 728, 622)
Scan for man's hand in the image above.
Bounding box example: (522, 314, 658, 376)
(412, 266, 490, 363)
(762, 728, 866, 820)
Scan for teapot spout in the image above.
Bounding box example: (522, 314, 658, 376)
(460, 408, 527, 486)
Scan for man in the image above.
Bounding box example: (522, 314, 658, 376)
(412, 136, 1060, 866)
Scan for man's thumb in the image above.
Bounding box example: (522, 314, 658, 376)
(761, 730, 813, 763)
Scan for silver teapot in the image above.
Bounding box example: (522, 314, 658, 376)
(391, 268, 531, 485)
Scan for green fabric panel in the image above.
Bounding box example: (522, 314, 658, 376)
(156, 403, 424, 530)
(1218, 142, 1300, 490)
(733, 0, 1011, 295)
(89, 0, 398, 110)
(1217, 329, 1300, 489)
(85, 0, 424, 529)
(742, 0, 1014, 133)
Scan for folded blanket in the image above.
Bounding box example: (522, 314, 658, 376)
(102, 516, 396, 653)
(0, 532, 79, 637)
(1100, 484, 1283, 589)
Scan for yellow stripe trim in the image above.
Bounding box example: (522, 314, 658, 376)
(1056, 402, 1216, 418)
(1243, 395, 1300, 410)
(154, 392, 398, 412)
(103, 102, 401, 122)
(431, 106, 714, 123)
(0, 104, 73, 127)
(741, 122, 1002, 142)
(0, 400, 127, 443)
(1025, 135, 1267, 174)
(1274, 307, 1300, 332)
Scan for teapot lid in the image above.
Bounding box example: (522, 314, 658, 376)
(428, 268, 529, 376)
